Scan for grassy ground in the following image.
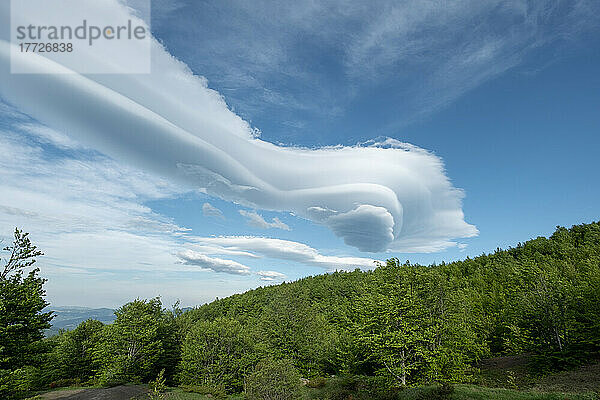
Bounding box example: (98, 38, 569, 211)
(534, 363, 600, 394)
(29, 383, 599, 400)
(27, 361, 600, 400)
(133, 387, 244, 400)
(477, 356, 600, 393)
(395, 385, 598, 399)
(306, 383, 598, 400)
(451, 385, 597, 400)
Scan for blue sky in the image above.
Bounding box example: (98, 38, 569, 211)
(0, 0, 599, 307)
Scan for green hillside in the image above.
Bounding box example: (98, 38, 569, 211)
(179, 221, 600, 382)
(2, 222, 599, 399)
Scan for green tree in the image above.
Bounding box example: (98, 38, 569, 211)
(50, 319, 104, 382)
(256, 286, 338, 376)
(179, 317, 254, 392)
(0, 228, 53, 398)
(95, 298, 178, 384)
(352, 268, 428, 386)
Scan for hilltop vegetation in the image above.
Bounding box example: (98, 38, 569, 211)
(1, 222, 599, 399)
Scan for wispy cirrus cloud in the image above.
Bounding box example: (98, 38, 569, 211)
(0, 113, 288, 306)
(0, 118, 189, 274)
(151, 0, 600, 128)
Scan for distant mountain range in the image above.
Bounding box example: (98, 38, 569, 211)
(45, 306, 116, 336)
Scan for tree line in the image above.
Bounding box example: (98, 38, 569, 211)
(1, 222, 599, 399)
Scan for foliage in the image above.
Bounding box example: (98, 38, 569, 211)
(179, 317, 254, 393)
(306, 376, 327, 388)
(148, 369, 167, 400)
(4, 221, 600, 399)
(182, 221, 600, 388)
(48, 377, 81, 389)
(245, 359, 303, 400)
(94, 298, 179, 385)
(0, 229, 52, 399)
(48, 319, 104, 382)
(415, 382, 454, 400)
(308, 374, 399, 400)
(180, 384, 227, 399)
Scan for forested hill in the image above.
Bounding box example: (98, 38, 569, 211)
(177, 221, 600, 386)
(4, 222, 598, 399)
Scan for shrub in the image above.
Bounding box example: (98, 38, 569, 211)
(49, 320, 104, 382)
(245, 359, 304, 400)
(0, 367, 39, 399)
(148, 369, 167, 400)
(414, 383, 454, 400)
(97, 367, 127, 387)
(48, 378, 81, 389)
(307, 376, 327, 388)
(181, 384, 227, 399)
(318, 375, 399, 400)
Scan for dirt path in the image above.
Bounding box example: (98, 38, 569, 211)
(38, 385, 147, 400)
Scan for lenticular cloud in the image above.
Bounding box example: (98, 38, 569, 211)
(0, 0, 477, 253)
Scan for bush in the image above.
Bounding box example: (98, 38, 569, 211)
(317, 375, 399, 400)
(48, 320, 104, 383)
(94, 298, 179, 385)
(181, 384, 227, 399)
(415, 383, 454, 400)
(97, 367, 127, 387)
(245, 359, 304, 400)
(148, 369, 167, 400)
(48, 378, 81, 389)
(0, 366, 50, 399)
(307, 376, 327, 388)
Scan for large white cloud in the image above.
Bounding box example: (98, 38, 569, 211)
(0, 120, 287, 306)
(0, 0, 477, 253)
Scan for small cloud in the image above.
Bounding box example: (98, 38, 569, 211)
(239, 210, 290, 231)
(256, 270, 286, 281)
(457, 243, 468, 252)
(178, 250, 251, 275)
(191, 236, 377, 271)
(202, 202, 225, 219)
